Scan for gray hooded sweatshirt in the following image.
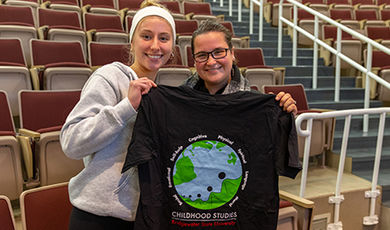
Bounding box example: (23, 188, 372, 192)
(60, 62, 140, 221)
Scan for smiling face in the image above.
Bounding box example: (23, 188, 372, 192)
(130, 16, 174, 80)
(193, 31, 234, 95)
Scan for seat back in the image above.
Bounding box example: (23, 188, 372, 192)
(0, 91, 15, 134)
(31, 39, 86, 66)
(183, 2, 212, 15)
(355, 9, 378, 20)
(380, 9, 390, 20)
(175, 19, 198, 35)
(160, 1, 182, 14)
(263, 84, 309, 112)
(80, 0, 115, 9)
(234, 48, 267, 67)
(0, 39, 31, 116)
(38, 8, 81, 29)
(0, 5, 35, 27)
(365, 26, 390, 40)
(88, 41, 130, 66)
(0, 91, 24, 200)
(83, 12, 124, 32)
(0, 195, 16, 230)
(0, 38, 26, 67)
(117, 0, 143, 10)
(322, 25, 354, 40)
(329, 9, 354, 20)
(19, 90, 81, 132)
(42, 0, 79, 5)
(20, 182, 72, 230)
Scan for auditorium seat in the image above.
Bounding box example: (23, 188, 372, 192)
(234, 48, 277, 91)
(80, 0, 118, 15)
(88, 41, 130, 70)
(327, 0, 353, 10)
(0, 5, 37, 67)
(18, 90, 84, 186)
(363, 49, 390, 100)
(0, 195, 16, 230)
(301, 0, 329, 16)
(183, 2, 223, 23)
(175, 19, 199, 66)
(40, 0, 81, 15)
(83, 12, 129, 43)
(0, 91, 24, 200)
(320, 25, 362, 75)
(263, 0, 293, 27)
(220, 21, 250, 48)
(20, 182, 72, 230)
(354, 9, 385, 29)
(37, 8, 87, 56)
(2, 0, 39, 23)
(329, 8, 360, 30)
(287, 8, 324, 47)
(117, 0, 143, 17)
(160, 1, 185, 20)
(263, 84, 335, 167)
(0, 38, 32, 116)
(30, 39, 92, 90)
(365, 26, 390, 48)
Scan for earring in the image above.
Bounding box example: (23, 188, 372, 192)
(169, 52, 175, 60)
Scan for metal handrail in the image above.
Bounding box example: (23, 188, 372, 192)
(277, 0, 390, 133)
(296, 107, 390, 228)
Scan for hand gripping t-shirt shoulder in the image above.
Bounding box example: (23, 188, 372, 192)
(123, 85, 302, 230)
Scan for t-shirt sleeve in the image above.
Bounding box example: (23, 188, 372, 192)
(276, 112, 302, 179)
(122, 96, 156, 173)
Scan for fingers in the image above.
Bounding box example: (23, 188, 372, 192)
(128, 78, 157, 110)
(275, 91, 298, 115)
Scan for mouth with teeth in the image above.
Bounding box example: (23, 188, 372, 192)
(147, 53, 163, 59)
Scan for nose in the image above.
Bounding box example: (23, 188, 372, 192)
(205, 55, 217, 65)
(150, 37, 160, 50)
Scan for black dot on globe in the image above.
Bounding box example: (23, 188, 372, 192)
(218, 172, 226, 179)
(207, 186, 213, 192)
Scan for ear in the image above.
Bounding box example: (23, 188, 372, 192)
(231, 48, 235, 62)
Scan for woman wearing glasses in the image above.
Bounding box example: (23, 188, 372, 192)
(184, 20, 297, 113)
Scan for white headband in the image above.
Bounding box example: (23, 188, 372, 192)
(129, 6, 176, 44)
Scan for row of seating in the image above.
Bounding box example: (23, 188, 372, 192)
(265, 0, 390, 26)
(0, 90, 83, 200)
(0, 36, 285, 114)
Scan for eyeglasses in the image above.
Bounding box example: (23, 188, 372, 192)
(193, 48, 229, 63)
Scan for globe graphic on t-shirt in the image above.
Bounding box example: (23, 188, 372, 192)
(173, 140, 242, 210)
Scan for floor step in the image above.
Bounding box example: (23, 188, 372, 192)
(265, 57, 325, 66)
(333, 129, 390, 149)
(284, 76, 356, 88)
(308, 100, 383, 110)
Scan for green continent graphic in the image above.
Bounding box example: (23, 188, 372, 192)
(191, 140, 213, 150)
(180, 176, 242, 210)
(227, 152, 237, 165)
(173, 140, 243, 210)
(173, 155, 197, 186)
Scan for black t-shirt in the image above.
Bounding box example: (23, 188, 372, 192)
(123, 85, 301, 230)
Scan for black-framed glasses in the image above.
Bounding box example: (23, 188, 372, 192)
(193, 48, 229, 63)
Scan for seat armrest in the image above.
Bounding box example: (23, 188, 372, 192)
(86, 29, 96, 43)
(17, 135, 34, 180)
(38, 25, 49, 40)
(19, 128, 41, 139)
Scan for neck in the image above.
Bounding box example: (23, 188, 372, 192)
(205, 76, 231, 95)
(130, 64, 156, 81)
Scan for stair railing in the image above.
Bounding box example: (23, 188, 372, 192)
(296, 107, 390, 228)
(277, 0, 390, 133)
